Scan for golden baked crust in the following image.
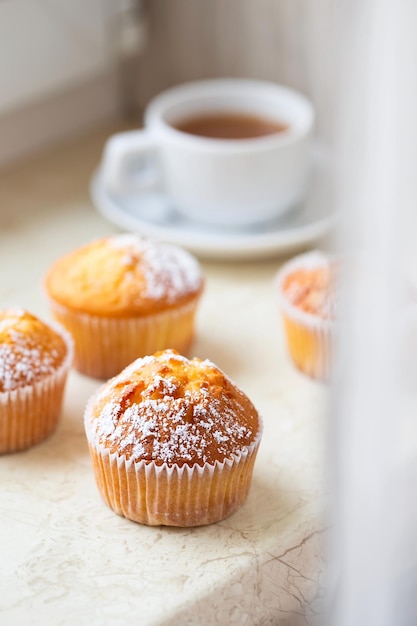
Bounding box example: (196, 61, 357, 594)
(45, 234, 204, 317)
(278, 251, 335, 322)
(0, 308, 68, 392)
(86, 349, 261, 467)
(282, 265, 334, 319)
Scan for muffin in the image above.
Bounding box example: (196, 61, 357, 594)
(276, 250, 335, 381)
(0, 307, 73, 453)
(45, 234, 204, 379)
(84, 349, 262, 527)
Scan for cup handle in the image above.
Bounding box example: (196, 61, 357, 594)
(100, 130, 160, 195)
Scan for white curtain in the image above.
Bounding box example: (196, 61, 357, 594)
(328, 1, 417, 625)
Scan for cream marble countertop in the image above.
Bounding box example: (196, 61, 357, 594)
(0, 126, 327, 626)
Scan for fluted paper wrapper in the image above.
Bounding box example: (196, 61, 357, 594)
(48, 298, 200, 380)
(280, 313, 332, 381)
(85, 426, 262, 527)
(0, 326, 73, 454)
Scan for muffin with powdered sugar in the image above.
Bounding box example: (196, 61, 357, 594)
(45, 234, 204, 379)
(84, 349, 263, 526)
(276, 250, 336, 382)
(0, 307, 72, 453)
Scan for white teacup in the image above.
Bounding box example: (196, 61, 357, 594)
(100, 79, 314, 227)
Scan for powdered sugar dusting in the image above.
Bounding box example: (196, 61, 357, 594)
(282, 261, 336, 320)
(89, 351, 259, 466)
(107, 234, 202, 302)
(109, 234, 142, 250)
(0, 309, 67, 392)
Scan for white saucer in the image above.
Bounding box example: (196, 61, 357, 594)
(90, 160, 335, 261)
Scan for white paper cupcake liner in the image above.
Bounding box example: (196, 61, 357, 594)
(86, 438, 261, 527)
(0, 324, 73, 454)
(84, 396, 263, 526)
(48, 298, 200, 380)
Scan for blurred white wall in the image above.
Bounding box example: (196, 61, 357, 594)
(0, 0, 110, 114)
(0, 0, 147, 166)
(136, 0, 331, 132)
(0, 0, 332, 166)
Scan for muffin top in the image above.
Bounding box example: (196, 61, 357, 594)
(45, 234, 204, 317)
(278, 251, 336, 321)
(85, 349, 261, 467)
(0, 308, 70, 392)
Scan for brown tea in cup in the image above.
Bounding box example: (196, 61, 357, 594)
(173, 111, 289, 139)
